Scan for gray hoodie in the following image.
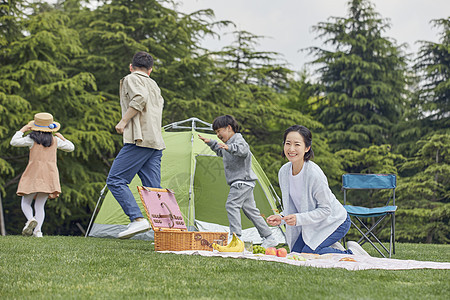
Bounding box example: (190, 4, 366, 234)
(207, 133, 257, 186)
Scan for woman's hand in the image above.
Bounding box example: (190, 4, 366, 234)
(282, 214, 297, 226)
(266, 215, 282, 226)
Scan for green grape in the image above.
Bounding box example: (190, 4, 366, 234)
(253, 245, 266, 254)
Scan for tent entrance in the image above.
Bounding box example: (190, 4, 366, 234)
(193, 155, 275, 229)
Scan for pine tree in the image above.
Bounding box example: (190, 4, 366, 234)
(391, 18, 449, 243)
(0, 0, 115, 234)
(308, 0, 408, 152)
(396, 133, 450, 243)
(398, 134, 449, 205)
(414, 18, 450, 132)
(63, 0, 225, 123)
(0, 0, 28, 193)
(395, 18, 450, 157)
(198, 30, 344, 188)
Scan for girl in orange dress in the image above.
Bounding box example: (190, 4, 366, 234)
(10, 113, 74, 237)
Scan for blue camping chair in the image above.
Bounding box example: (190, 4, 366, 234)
(342, 174, 397, 258)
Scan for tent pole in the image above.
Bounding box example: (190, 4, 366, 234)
(85, 184, 108, 238)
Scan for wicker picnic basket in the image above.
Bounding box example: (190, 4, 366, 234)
(137, 186, 228, 251)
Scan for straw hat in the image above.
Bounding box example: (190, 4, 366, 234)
(27, 112, 61, 132)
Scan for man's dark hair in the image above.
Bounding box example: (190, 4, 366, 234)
(281, 125, 314, 161)
(132, 51, 154, 70)
(212, 115, 240, 133)
(29, 131, 53, 147)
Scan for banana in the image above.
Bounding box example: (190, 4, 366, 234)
(211, 233, 245, 252)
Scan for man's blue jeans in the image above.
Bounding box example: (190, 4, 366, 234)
(291, 214, 353, 254)
(106, 143, 163, 221)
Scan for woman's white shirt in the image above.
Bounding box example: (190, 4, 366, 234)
(279, 161, 347, 250)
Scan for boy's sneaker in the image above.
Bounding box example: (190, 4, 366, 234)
(33, 231, 43, 238)
(261, 234, 278, 248)
(347, 241, 370, 256)
(118, 219, 151, 239)
(22, 218, 38, 236)
(330, 241, 346, 251)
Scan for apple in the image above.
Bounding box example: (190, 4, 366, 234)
(265, 247, 277, 256)
(277, 248, 288, 257)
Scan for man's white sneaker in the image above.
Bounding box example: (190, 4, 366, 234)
(118, 219, 151, 239)
(330, 241, 346, 251)
(33, 231, 43, 238)
(347, 241, 370, 256)
(22, 218, 38, 236)
(261, 234, 278, 248)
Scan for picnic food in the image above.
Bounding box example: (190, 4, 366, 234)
(277, 248, 288, 257)
(211, 233, 244, 252)
(298, 253, 320, 260)
(339, 257, 357, 262)
(265, 247, 277, 256)
(287, 254, 307, 261)
(253, 245, 266, 254)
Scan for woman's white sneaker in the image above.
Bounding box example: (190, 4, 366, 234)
(33, 231, 43, 238)
(347, 241, 370, 256)
(330, 241, 346, 251)
(22, 218, 38, 236)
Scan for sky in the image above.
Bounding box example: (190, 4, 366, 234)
(171, 0, 449, 72)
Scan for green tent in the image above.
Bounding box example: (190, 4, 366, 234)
(87, 118, 285, 243)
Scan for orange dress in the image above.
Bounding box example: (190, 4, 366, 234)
(16, 137, 61, 199)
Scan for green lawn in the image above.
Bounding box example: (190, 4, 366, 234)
(0, 236, 449, 299)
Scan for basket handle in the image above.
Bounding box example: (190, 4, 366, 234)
(160, 202, 174, 228)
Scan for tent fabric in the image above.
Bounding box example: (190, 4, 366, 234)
(88, 223, 154, 240)
(88, 118, 285, 244)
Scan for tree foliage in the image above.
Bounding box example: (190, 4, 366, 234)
(395, 18, 450, 157)
(398, 134, 449, 206)
(414, 18, 450, 131)
(0, 0, 118, 234)
(0, 0, 448, 243)
(308, 0, 408, 152)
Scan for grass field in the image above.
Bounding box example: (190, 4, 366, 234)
(0, 236, 449, 299)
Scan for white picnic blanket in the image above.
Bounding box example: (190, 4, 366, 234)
(157, 250, 450, 271)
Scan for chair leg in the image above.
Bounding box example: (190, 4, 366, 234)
(387, 213, 396, 258)
(354, 216, 390, 254)
(350, 219, 386, 258)
(392, 213, 396, 255)
(389, 220, 392, 258)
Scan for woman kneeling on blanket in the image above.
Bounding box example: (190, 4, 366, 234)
(266, 125, 369, 256)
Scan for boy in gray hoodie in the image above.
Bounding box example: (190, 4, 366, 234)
(199, 115, 278, 248)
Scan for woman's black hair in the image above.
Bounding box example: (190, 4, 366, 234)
(212, 115, 240, 133)
(29, 131, 53, 147)
(282, 125, 314, 161)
